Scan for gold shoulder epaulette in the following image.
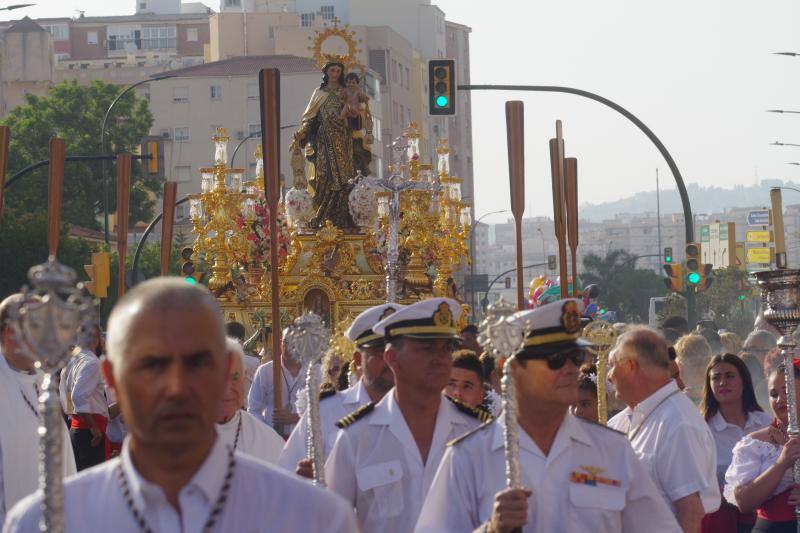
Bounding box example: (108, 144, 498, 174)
(448, 420, 493, 447)
(576, 416, 626, 437)
(319, 388, 337, 400)
(335, 402, 376, 429)
(446, 395, 494, 423)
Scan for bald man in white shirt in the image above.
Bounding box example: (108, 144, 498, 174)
(4, 278, 357, 533)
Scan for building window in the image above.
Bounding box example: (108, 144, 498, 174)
(319, 5, 335, 20)
(210, 85, 222, 100)
(87, 31, 98, 45)
(174, 127, 191, 142)
(393, 102, 399, 123)
(247, 83, 258, 100)
(404, 66, 410, 89)
(141, 26, 176, 49)
(268, 26, 275, 39)
(186, 28, 198, 42)
(42, 24, 69, 40)
(175, 165, 192, 183)
(248, 124, 262, 138)
(301, 13, 315, 27)
(224, 0, 241, 6)
(172, 87, 189, 102)
(139, 1, 147, 9)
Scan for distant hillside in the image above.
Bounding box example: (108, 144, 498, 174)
(578, 179, 800, 221)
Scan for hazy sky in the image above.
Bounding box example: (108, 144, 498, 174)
(8, 1, 800, 224)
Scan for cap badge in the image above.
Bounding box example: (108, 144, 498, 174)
(433, 302, 453, 327)
(561, 300, 582, 333)
(380, 306, 397, 320)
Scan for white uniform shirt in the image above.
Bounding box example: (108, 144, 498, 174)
(217, 410, 285, 465)
(246, 361, 303, 433)
(608, 380, 720, 514)
(707, 410, 771, 486)
(415, 412, 679, 532)
(278, 380, 372, 472)
(4, 435, 358, 533)
(325, 390, 484, 533)
(243, 355, 260, 406)
(59, 349, 108, 417)
(0, 353, 75, 525)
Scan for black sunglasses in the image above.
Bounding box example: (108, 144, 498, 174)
(527, 349, 587, 370)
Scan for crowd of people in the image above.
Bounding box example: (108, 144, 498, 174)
(0, 278, 797, 532)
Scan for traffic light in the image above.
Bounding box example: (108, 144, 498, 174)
(83, 252, 110, 298)
(663, 263, 683, 293)
(147, 141, 158, 175)
(504, 277, 511, 289)
(428, 59, 456, 116)
(547, 255, 557, 270)
(684, 242, 702, 289)
(664, 247, 672, 264)
(180, 247, 197, 284)
(695, 263, 714, 293)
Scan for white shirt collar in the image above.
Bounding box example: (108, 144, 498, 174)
(121, 434, 229, 510)
(217, 409, 241, 431)
(341, 380, 367, 405)
(629, 380, 679, 425)
(491, 411, 592, 455)
(709, 409, 767, 433)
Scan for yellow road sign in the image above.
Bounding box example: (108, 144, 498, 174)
(746, 230, 773, 243)
(746, 247, 773, 264)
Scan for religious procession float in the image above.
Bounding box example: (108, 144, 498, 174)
(183, 20, 472, 352)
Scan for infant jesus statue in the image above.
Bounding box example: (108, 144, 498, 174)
(339, 72, 369, 130)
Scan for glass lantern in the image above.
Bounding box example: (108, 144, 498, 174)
(228, 169, 244, 192)
(449, 182, 462, 202)
(377, 195, 389, 219)
(460, 207, 471, 227)
(214, 137, 228, 165)
(189, 199, 204, 220)
(437, 151, 449, 176)
(201, 169, 214, 193)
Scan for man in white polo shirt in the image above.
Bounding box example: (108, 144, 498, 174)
(608, 326, 719, 533)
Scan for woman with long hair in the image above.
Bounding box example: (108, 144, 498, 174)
(700, 354, 770, 532)
(724, 363, 800, 532)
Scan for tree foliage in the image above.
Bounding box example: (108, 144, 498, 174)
(1, 79, 157, 229)
(580, 249, 666, 323)
(0, 210, 92, 299)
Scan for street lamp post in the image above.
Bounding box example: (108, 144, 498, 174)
(469, 209, 509, 322)
(536, 228, 546, 269)
(100, 75, 172, 244)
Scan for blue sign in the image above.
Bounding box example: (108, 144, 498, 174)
(747, 210, 771, 226)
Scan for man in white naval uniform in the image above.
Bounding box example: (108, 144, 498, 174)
(415, 299, 679, 533)
(325, 297, 492, 533)
(217, 338, 284, 464)
(4, 278, 357, 533)
(279, 303, 403, 475)
(0, 294, 75, 526)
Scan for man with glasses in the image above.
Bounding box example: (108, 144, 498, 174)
(279, 303, 404, 475)
(325, 298, 490, 533)
(416, 299, 677, 532)
(608, 327, 718, 533)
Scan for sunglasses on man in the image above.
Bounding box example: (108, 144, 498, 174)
(522, 348, 588, 370)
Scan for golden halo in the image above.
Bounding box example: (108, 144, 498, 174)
(308, 17, 362, 71)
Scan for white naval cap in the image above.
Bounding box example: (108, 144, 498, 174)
(345, 303, 407, 348)
(373, 297, 462, 341)
(508, 298, 592, 358)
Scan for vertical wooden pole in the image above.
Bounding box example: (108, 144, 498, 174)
(549, 121, 569, 298)
(259, 68, 282, 411)
(565, 157, 579, 296)
(0, 126, 9, 224)
(116, 154, 131, 297)
(505, 101, 525, 310)
(47, 138, 66, 258)
(160, 181, 178, 276)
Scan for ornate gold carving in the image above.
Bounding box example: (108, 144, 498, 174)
(308, 17, 362, 71)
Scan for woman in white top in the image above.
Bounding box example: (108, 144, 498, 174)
(700, 353, 771, 532)
(724, 363, 800, 533)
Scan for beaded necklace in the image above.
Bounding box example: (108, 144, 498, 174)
(116, 447, 236, 533)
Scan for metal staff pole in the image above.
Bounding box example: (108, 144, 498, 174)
(477, 298, 526, 504)
(286, 312, 330, 486)
(8, 139, 94, 533)
(582, 321, 618, 425)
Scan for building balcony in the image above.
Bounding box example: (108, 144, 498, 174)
(107, 38, 177, 54)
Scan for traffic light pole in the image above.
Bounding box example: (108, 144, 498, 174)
(457, 84, 696, 325)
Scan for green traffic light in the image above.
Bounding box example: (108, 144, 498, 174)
(184, 276, 197, 285)
(435, 95, 449, 107)
(738, 294, 746, 301)
(665, 256, 672, 263)
(687, 272, 700, 285)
